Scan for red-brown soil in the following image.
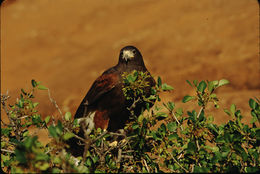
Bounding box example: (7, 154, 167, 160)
(1, 0, 259, 144)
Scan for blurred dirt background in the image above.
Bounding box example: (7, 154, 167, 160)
(1, 0, 259, 143)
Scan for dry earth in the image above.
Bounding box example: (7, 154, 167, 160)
(1, 0, 259, 144)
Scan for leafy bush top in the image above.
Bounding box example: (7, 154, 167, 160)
(1, 75, 259, 173)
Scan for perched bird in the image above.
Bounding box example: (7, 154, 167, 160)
(68, 46, 155, 156)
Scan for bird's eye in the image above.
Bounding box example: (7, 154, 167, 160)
(132, 50, 136, 54)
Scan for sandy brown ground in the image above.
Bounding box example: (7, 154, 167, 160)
(1, 0, 259, 144)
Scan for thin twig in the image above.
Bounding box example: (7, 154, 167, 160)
(117, 148, 122, 163)
(197, 107, 203, 119)
(121, 155, 133, 159)
(178, 153, 183, 160)
(92, 130, 108, 144)
(47, 88, 63, 119)
(196, 139, 200, 151)
(122, 150, 134, 154)
(64, 128, 85, 142)
(169, 152, 189, 172)
(52, 116, 56, 126)
(191, 164, 194, 173)
(1, 149, 14, 154)
(1, 91, 13, 125)
(45, 147, 54, 154)
(16, 115, 29, 120)
(127, 97, 141, 112)
(171, 112, 184, 131)
(143, 159, 150, 173)
(1, 92, 20, 140)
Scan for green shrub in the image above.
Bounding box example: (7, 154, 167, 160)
(1, 75, 259, 173)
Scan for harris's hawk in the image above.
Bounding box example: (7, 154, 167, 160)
(68, 46, 155, 156)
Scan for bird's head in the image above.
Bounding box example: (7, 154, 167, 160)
(118, 46, 145, 66)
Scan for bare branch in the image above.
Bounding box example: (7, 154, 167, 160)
(143, 159, 150, 173)
(92, 130, 108, 143)
(117, 148, 122, 163)
(47, 88, 63, 119)
(127, 97, 141, 113)
(171, 111, 183, 131)
(197, 107, 203, 119)
(64, 128, 85, 142)
(1, 91, 14, 125)
(1, 148, 15, 154)
(169, 152, 189, 173)
(16, 115, 29, 120)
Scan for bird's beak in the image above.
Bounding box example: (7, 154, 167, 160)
(122, 50, 134, 61)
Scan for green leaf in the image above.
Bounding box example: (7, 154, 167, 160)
(168, 101, 175, 110)
(133, 70, 138, 77)
(45, 116, 51, 124)
(37, 85, 48, 90)
(86, 157, 93, 167)
(21, 88, 27, 95)
(33, 102, 39, 108)
(23, 131, 29, 137)
(31, 79, 37, 87)
(208, 115, 214, 123)
(230, 104, 236, 115)
(1, 128, 11, 136)
(193, 80, 198, 87)
(24, 136, 38, 150)
(35, 153, 49, 161)
(132, 123, 139, 129)
(245, 167, 259, 173)
(208, 123, 218, 134)
(52, 168, 61, 173)
(210, 93, 217, 99)
(182, 95, 195, 103)
(157, 77, 162, 87)
(212, 146, 219, 152)
(63, 132, 75, 140)
(218, 79, 229, 87)
(208, 81, 216, 93)
(156, 112, 168, 118)
(186, 80, 193, 87)
(15, 149, 27, 164)
(194, 166, 210, 173)
(48, 125, 58, 138)
(38, 162, 49, 171)
(168, 134, 178, 140)
(127, 74, 137, 82)
(250, 115, 258, 124)
(138, 114, 144, 123)
(65, 112, 72, 121)
(18, 99, 24, 108)
(167, 122, 177, 132)
(197, 81, 207, 93)
(187, 142, 197, 153)
(164, 101, 175, 111)
(56, 120, 63, 135)
(198, 109, 205, 122)
(249, 98, 257, 109)
(160, 123, 166, 134)
(224, 109, 231, 116)
(175, 108, 183, 116)
(161, 83, 174, 91)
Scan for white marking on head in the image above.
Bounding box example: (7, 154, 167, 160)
(122, 50, 135, 61)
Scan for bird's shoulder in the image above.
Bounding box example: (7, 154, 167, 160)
(85, 66, 120, 105)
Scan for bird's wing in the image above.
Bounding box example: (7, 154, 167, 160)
(86, 73, 119, 105)
(74, 73, 119, 119)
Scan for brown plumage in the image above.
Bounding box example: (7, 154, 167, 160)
(68, 46, 155, 156)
